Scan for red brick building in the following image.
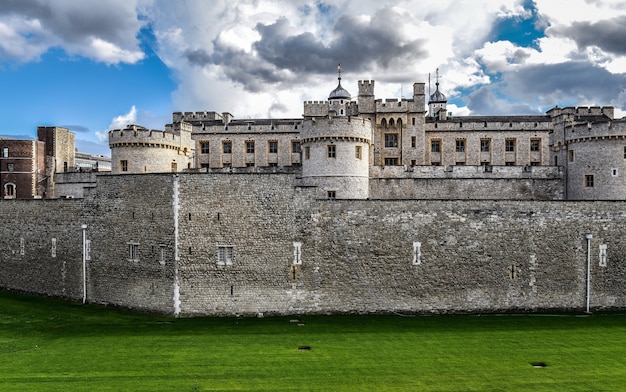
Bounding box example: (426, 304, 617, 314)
(0, 126, 76, 199)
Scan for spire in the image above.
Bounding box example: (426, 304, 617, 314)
(429, 68, 446, 103)
(328, 63, 351, 100)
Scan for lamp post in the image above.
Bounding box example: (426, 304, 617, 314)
(82, 224, 88, 304)
(585, 233, 593, 313)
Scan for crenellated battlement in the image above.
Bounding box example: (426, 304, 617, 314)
(358, 80, 375, 96)
(304, 101, 330, 117)
(173, 111, 224, 123)
(548, 106, 614, 120)
(108, 125, 184, 148)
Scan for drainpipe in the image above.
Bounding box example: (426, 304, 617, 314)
(585, 233, 592, 313)
(81, 224, 88, 304)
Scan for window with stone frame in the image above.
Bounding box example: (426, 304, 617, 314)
(268, 141, 278, 154)
(120, 160, 128, 172)
(384, 157, 399, 165)
(292, 141, 301, 153)
(246, 141, 255, 154)
(384, 133, 399, 148)
(201, 142, 210, 154)
(355, 146, 362, 159)
(327, 144, 336, 158)
(304, 146, 310, 160)
(455, 139, 465, 153)
(505, 139, 516, 152)
(128, 241, 139, 262)
(217, 246, 234, 266)
(222, 141, 232, 154)
(480, 139, 490, 152)
(431, 140, 441, 153)
(530, 139, 541, 152)
(585, 174, 594, 188)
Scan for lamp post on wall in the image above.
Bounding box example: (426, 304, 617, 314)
(585, 233, 593, 314)
(82, 224, 88, 304)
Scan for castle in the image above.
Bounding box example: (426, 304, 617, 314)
(1, 69, 625, 317)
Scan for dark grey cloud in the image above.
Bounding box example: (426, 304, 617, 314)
(184, 7, 428, 91)
(466, 61, 626, 114)
(0, 0, 143, 49)
(549, 16, 626, 55)
(62, 125, 90, 134)
(466, 86, 540, 115)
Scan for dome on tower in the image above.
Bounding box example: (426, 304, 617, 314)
(429, 83, 446, 103)
(329, 82, 351, 100)
(328, 63, 351, 100)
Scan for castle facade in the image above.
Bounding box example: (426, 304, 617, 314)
(1, 72, 626, 317)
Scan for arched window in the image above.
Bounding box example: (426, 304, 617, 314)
(5, 183, 15, 198)
(397, 118, 403, 129)
(381, 118, 387, 128)
(389, 118, 395, 128)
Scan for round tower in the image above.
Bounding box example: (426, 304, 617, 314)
(301, 66, 372, 199)
(109, 123, 194, 174)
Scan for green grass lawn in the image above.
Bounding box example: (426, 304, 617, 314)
(0, 291, 625, 391)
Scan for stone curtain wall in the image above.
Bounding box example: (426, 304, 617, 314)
(175, 173, 312, 316)
(0, 172, 625, 316)
(0, 199, 84, 299)
(174, 173, 626, 315)
(83, 174, 177, 313)
(295, 199, 626, 314)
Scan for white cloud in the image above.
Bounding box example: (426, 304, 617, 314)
(0, 0, 146, 64)
(96, 105, 137, 141)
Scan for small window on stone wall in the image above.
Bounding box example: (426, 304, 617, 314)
(293, 242, 302, 265)
(327, 145, 336, 158)
(120, 160, 128, 172)
(51, 238, 57, 258)
(304, 146, 310, 160)
(327, 190, 336, 199)
(599, 244, 607, 267)
(612, 168, 618, 177)
(217, 246, 234, 266)
(159, 244, 166, 265)
(585, 174, 594, 188)
(355, 146, 362, 160)
(128, 241, 139, 262)
(568, 150, 574, 162)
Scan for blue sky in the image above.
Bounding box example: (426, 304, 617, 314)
(1, 0, 626, 156)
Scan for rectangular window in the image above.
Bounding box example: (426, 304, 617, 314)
(128, 242, 139, 261)
(7, 163, 13, 172)
(217, 246, 234, 266)
(455, 139, 465, 153)
(327, 145, 336, 158)
(585, 174, 594, 188)
(292, 141, 301, 153)
(530, 139, 541, 151)
(327, 190, 336, 199)
(480, 139, 490, 152)
(384, 157, 399, 165)
(411, 136, 416, 148)
(223, 141, 232, 154)
(431, 140, 441, 153)
(384, 134, 398, 148)
(355, 146, 362, 159)
(120, 160, 128, 172)
(505, 139, 516, 152)
(269, 141, 278, 154)
(505, 161, 515, 166)
(624, 146, 626, 159)
(246, 141, 255, 154)
(51, 238, 57, 258)
(201, 142, 210, 154)
(171, 162, 177, 172)
(2, 147, 8, 157)
(304, 146, 310, 160)
(568, 150, 574, 162)
(159, 245, 166, 265)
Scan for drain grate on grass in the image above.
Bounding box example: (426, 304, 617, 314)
(530, 362, 548, 368)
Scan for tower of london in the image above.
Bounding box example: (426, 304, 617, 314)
(1, 68, 626, 317)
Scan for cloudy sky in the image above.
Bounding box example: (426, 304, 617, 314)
(1, 0, 626, 156)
